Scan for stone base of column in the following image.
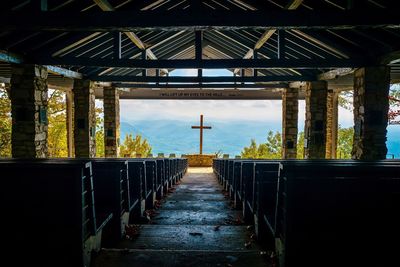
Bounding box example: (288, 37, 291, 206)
(352, 67, 390, 160)
(282, 87, 298, 159)
(11, 65, 48, 158)
(304, 81, 328, 159)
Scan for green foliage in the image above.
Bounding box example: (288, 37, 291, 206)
(119, 134, 152, 157)
(241, 131, 282, 159)
(337, 126, 354, 159)
(338, 90, 353, 110)
(0, 88, 11, 157)
(297, 131, 305, 159)
(47, 90, 68, 157)
(95, 104, 104, 157)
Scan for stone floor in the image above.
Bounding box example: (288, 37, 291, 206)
(93, 167, 270, 267)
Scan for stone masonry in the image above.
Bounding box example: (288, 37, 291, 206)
(103, 86, 120, 158)
(352, 67, 390, 160)
(325, 90, 338, 159)
(282, 87, 298, 159)
(184, 154, 216, 167)
(304, 81, 328, 159)
(73, 79, 96, 158)
(10, 64, 48, 158)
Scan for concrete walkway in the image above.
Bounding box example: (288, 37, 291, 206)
(93, 167, 270, 267)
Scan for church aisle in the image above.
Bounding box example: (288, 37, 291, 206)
(93, 167, 270, 267)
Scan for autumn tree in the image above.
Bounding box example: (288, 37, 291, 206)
(95, 103, 105, 157)
(119, 134, 152, 157)
(241, 131, 282, 159)
(47, 89, 68, 157)
(297, 131, 305, 159)
(0, 88, 11, 157)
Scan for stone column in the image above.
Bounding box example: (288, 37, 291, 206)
(103, 86, 120, 158)
(10, 65, 48, 158)
(66, 90, 74, 157)
(282, 87, 298, 159)
(352, 67, 390, 160)
(325, 90, 339, 159)
(304, 81, 328, 159)
(73, 79, 96, 158)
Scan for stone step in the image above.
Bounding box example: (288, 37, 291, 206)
(117, 225, 255, 251)
(93, 249, 270, 267)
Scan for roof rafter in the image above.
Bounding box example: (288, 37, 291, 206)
(234, 0, 303, 74)
(36, 57, 371, 69)
(92, 0, 168, 74)
(1, 9, 399, 31)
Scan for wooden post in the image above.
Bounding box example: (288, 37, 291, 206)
(191, 114, 212, 155)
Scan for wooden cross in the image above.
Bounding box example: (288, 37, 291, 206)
(191, 114, 211, 155)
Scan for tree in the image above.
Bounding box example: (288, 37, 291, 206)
(337, 126, 354, 159)
(241, 131, 282, 159)
(297, 131, 305, 159)
(119, 134, 152, 157)
(0, 88, 11, 157)
(95, 104, 104, 157)
(47, 89, 68, 157)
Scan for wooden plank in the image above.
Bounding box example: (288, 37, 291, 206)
(92, 0, 168, 74)
(89, 75, 315, 83)
(38, 57, 370, 69)
(234, 0, 303, 74)
(1, 9, 399, 31)
(95, 88, 307, 100)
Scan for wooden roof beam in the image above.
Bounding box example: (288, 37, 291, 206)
(2, 9, 399, 31)
(0, 50, 82, 79)
(93, 0, 168, 74)
(37, 57, 370, 69)
(234, 0, 303, 74)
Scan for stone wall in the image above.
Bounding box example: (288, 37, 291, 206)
(304, 81, 327, 159)
(103, 87, 120, 158)
(325, 90, 338, 159)
(352, 67, 390, 160)
(184, 154, 216, 167)
(282, 87, 298, 159)
(10, 64, 48, 158)
(73, 79, 96, 158)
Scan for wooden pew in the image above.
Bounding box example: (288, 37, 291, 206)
(275, 161, 400, 267)
(0, 160, 112, 267)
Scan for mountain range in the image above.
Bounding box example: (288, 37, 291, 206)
(120, 119, 400, 158)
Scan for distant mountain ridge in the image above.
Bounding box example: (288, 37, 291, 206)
(120, 120, 400, 158)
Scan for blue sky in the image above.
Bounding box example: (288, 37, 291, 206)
(118, 68, 354, 129)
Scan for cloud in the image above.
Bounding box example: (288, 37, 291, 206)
(120, 99, 284, 123)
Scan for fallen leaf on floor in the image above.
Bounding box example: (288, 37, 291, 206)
(124, 224, 141, 240)
(189, 232, 203, 236)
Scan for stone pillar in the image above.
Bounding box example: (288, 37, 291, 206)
(103, 86, 120, 158)
(325, 90, 339, 159)
(66, 90, 74, 157)
(352, 67, 390, 160)
(282, 87, 298, 159)
(304, 81, 328, 159)
(73, 79, 96, 158)
(10, 65, 48, 158)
